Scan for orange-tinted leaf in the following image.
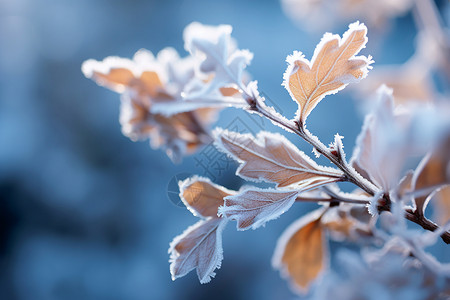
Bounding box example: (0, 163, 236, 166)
(413, 135, 450, 215)
(432, 186, 450, 225)
(179, 177, 235, 218)
(272, 208, 328, 293)
(83, 49, 220, 162)
(214, 129, 343, 188)
(219, 188, 299, 230)
(82, 55, 168, 98)
(283, 22, 372, 122)
(169, 218, 227, 284)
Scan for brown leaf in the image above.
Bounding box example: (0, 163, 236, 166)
(272, 208, 328, 293)
(83, 51, 219, 161)
(170, 177, 234, 283)
(283, 22, 372, 122)
(413, 137, 450, 215)
(432, 186, 450, 225)
(179, 177, 235, 218)
(214, 129, 343, 188)
(83, 56, 169, 99)
(219, 188, 299, 230)
(169, 218, 227, 284)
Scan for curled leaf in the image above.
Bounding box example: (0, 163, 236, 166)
(272, 208, 328, 293)
(431, 186, 450, 225)
(82, 47, 218, 162)
(219, 188, 299, 230)
(214, 129, 343, 188)
(412, 136, 450, 215)
(283, 21, 372, 122)
(169, 218, 227, 284)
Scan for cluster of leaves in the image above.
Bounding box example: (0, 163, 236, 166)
(83, 20, 450, 298)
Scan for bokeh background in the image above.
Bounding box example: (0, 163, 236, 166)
(0, 0, 449, 299)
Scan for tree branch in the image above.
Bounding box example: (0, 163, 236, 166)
(243, 93, 450, 244)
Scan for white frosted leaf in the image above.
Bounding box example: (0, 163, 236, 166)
(214, 128, 343, 188)
(219, 188, 299, 230)
(169, 218, 227, 284)
(183, 22, 253, 99)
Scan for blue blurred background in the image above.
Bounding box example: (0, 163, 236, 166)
(0, 0, 448, 299)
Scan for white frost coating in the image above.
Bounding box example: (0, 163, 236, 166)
(182, 22, 253, 99)
(271, 207, 328, 293)
(169, 218, 228, 284)
(150, 95, 247, 116)
(178, 175, 235, 218)
(218, 188, 299, 230)
(82, 48, 168, 83)
(212, 128, 343, 188)
(82, 56, 137, 78)
(282, 21, 373, 120)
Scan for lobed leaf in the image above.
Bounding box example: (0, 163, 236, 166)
(219, 188, 299, 230)
(183, 22, 253, 99)
(283, 22, 372, 122)
(272, 208, 329, 293)
(82, 48, 220, 162)
(214, 129, 343, 188)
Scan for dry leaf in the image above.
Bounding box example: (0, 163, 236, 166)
(272, 208, 328, 293)
(83, 49, 218, 162)
(214, 129, 343, 188)
(169, 218, 227, 284)
(431, 186, 450, 225)
(169, 177, 235, 283)
(219, 188, 299, 230)
(179, 176, 235, 218)
(412, 136, 450, 215)
(283, 22, 372, 122)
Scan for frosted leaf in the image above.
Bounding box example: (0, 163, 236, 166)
(183, 22, 253, 99)
(214, 128, 343, 188)
(169, 218, 227, 284)
(82, 47, 221, 161)
(219, 188, 299, 230)
(179, 176, 235, 218)
(283, 22, 373, 122)
(351, 86, 405, 191)
(169, 177, 234, 283)
(272, 208, 329, 293)
(412, 135, 450, 216)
